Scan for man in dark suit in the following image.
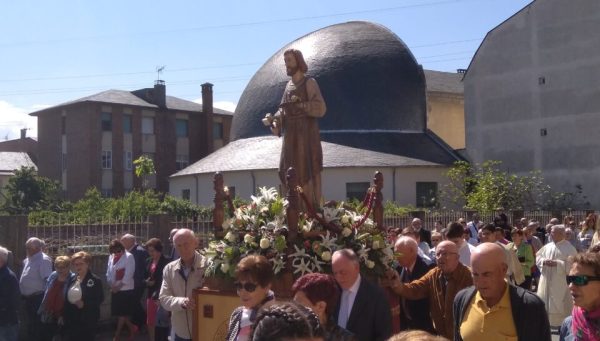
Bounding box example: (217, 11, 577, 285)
(393, 236, 435, 333)
(121, 234, 149, 328)
(413, 218, 432, 247)
(332, 249, 392, 341)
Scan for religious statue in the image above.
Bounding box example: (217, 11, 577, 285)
(263, 49, 326, 208)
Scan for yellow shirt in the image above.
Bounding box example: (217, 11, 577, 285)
(459, 284, 517, 341)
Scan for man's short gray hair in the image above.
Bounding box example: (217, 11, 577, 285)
(25, 237, 45, 249)
(121, 234, 136, 242)
(552, 224, 566, 233)
(394, 236, 418, 252)
(0, 246, 8, 263)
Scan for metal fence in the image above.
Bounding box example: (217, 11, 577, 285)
(28, 217, 152, 256)
(27, 210, 597, 257)
(170, 217, 214, 248)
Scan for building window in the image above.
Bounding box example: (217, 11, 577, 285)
(61, 153, 67, 172)
(345, 182, 370, 201)
(176, 154, 189, 171)
(61, 116, 66, 135)
(416, 182, 438, 208)
(213, 122, 223, 139)
(101, 189, 112, 198)
(176, 119, 188, 138)
(182, 189, 191, 201)
(102, 150, 112, 169)
(124, 151, 133, 171)
(123, 115, 132, 133)
(101, 112, 112, 131)
(142, 117, 154, 134)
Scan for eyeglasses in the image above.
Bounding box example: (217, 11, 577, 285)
(435, 252, 458, 258)
(234, 281, 258, 292)
(566, 275, 600, 286)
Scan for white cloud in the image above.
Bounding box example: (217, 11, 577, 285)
(193, 98, 237, 113)
(0, 101, 39, 140)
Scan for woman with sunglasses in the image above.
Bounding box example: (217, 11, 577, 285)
(559, 252, 600, 341)
(107, 239, 137, 341)
(226, 255, 275, 341)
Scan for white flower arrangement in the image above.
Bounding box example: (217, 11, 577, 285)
(204, 188, 395, 280)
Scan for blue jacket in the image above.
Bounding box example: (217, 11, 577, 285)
(0, 265, 19, 326)
(38, 270, 76, 319)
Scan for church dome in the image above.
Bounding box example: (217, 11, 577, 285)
(231, 21, 427, 141)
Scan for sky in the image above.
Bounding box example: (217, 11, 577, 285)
(0, 0, 533, 140)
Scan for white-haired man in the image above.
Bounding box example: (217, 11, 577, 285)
(121, 233, 149, 328)
(412, 218, 432, 247)
(536, 224, 578, 327)
(392, 236, 435, 333)
(20, 237, 53, 341)
(160, 229, 205, 341)
(0, 246, 19, 340)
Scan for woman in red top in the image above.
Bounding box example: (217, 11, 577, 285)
(144, 238, 170, 341)
(38, 255, 74, 341)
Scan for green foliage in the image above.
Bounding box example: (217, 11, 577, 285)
(383, 201, 416, 216)
(440, 160, 589, 211)
(27, 187, 214, 225)
(133, 155, 156, 189)
(1, 166, 61, 215)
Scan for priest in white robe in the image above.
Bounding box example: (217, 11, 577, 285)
(535, 224, 578, 326)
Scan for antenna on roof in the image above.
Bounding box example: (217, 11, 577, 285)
(156, 65, 166, 81)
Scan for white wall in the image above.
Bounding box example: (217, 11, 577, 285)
(169, 166, 452, 207)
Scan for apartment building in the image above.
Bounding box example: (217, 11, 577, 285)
(30, 81, 232, 200)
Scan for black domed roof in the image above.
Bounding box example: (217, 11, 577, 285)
(231, 21, 427, 141)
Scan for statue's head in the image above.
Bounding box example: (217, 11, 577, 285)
(284, 49, 308, 76)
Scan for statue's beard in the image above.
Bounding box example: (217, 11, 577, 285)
(286, 65, 298, 76)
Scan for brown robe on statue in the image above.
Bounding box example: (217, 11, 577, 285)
(278, 76, 326, 207)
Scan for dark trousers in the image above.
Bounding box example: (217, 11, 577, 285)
(23, 293, 44, 341)
(155, 326, 169, 341)
(131, 286, 146, 328)
(174, 335, 191, 341)
(40, 321, 60, 341)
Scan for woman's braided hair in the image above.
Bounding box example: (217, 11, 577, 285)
(250, 301, 324, 341)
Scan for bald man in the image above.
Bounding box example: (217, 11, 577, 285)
(392, 237, 435, 333)
(159, 229, 205, 341)
(385, 241, 472, 339)
(453, 243, 550, 341)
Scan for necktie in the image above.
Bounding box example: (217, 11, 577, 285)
(338, 290, 351, 328)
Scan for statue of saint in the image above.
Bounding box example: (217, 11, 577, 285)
(263, 49, 326, 208)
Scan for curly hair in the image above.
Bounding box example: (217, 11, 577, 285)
(250, 301, 323, 341)
(292, 273, 339, 317)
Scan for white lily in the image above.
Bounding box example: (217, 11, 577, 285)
(293, 257, 313, 276)
(311, 255, 326, 272)
(319, 231, 338, 250)
(357, 245, 371, 263)
(271, 257, 285, 274)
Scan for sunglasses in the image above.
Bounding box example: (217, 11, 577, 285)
(234, 281, 258, 292)
(566, 275, 600, 286)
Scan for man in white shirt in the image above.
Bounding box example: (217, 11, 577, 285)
(20, 237, 53, 341)
(445, 222, 476, 267)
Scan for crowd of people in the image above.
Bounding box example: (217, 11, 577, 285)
(1, 213, 599, 341)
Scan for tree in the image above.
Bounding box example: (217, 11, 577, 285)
(133, 155, 156, 190)
(1, 166, 61, 214)
(440, 160, 588, 211)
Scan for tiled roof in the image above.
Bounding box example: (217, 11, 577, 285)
(0, 152, 37, 172)
(171, 132, 461, 177)
(29, 90, 233, 116)
(423, 70, 464, 94)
